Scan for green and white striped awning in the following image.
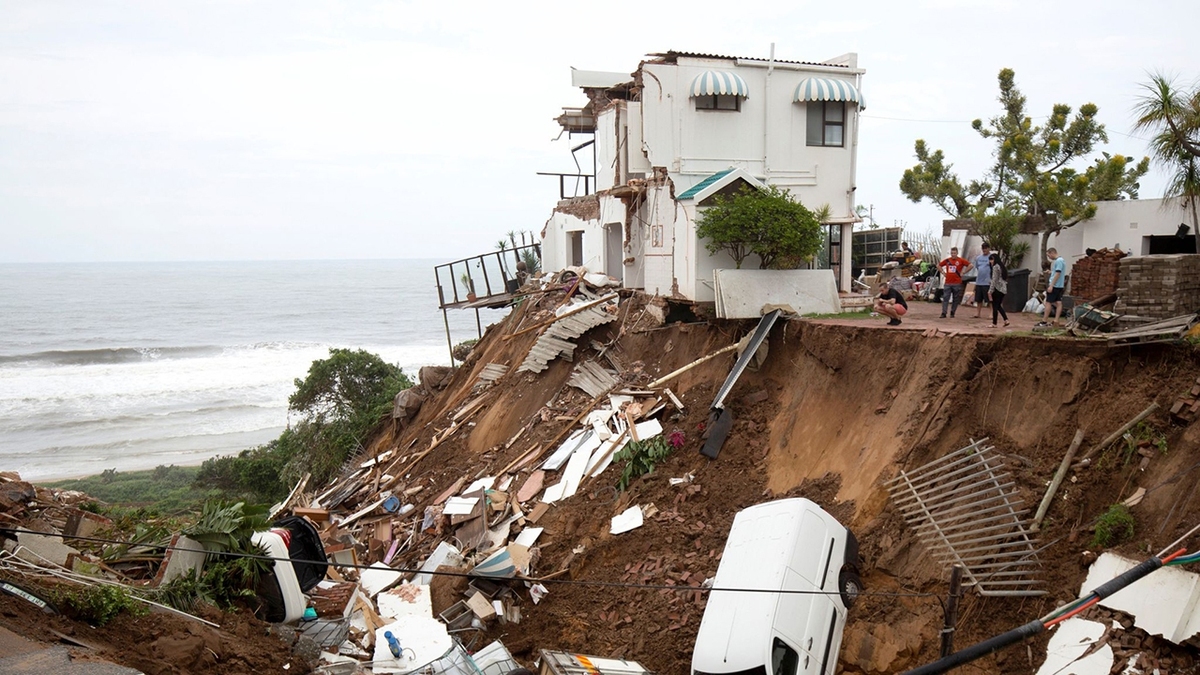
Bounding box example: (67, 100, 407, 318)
(793, 77, 863, 107)
(690, 70, 749, 98)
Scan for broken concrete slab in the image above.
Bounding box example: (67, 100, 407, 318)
(1036, 617, 1113, 675)
(713, 269, 840, 318)
(360, 562, 405, 597)
(11, 531, 80, 567)
(370, 614, 452, 675)
(1081, 552, 1200, 643)
(154, 534, 206, 587)
(376, 583, 433, 620)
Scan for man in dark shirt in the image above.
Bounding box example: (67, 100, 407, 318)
(874, 282, 908, 326)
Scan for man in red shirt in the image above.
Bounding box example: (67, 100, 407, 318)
(938, 246, 970, 318)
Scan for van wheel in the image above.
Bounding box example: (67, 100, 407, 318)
(839, 569, 862, 608)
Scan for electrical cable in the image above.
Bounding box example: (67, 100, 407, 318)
(902, 542, 1196, 675)
(0, 526, 939, 600)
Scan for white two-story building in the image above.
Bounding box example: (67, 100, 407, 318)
(540, 50, 865, 301)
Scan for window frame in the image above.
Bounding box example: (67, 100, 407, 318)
(806, 101, 846, 147)
(695, 94, 741, 112)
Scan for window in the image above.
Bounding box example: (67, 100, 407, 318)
(806, 101, 845, 147)
(771, 638, 800, 675)
(696, 94, 741, 111)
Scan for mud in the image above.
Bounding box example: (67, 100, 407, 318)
(381, 289, 1200, 675)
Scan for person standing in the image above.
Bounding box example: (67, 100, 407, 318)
(988, 253, 1010, 328)
(1039, 248, 1068, 326)
(938, 246, 970, 318)
(971, 242, 993, 318)
(874, 282, 908, 326)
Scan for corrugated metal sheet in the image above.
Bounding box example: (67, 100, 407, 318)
(649, 50, 848, 69)
(566, 361, 620, 398)
(517, 300, 619, 374)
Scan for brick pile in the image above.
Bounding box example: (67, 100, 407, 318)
(1114, 254, 1200, 319)
(1070, 248, 1125, 301)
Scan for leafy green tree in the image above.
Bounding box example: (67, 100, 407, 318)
(901, 69, 1149, 262)
(696, 184, 825, 269)
(1134, 74, 1200, 229)
(975, 207, 1029, 268)
(196, 349, 413, 501)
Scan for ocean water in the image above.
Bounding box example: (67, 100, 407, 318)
(0, 260, 507, 481)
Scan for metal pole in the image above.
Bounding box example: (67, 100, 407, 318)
(475, 308, 482, 339)
(940, 565, 963, 657)
(443, 308, 455, 367)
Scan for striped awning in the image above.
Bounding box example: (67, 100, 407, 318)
(793, 77, 863, 107)
(690, 70, 749, 98)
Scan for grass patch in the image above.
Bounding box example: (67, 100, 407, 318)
(46, 465, 226, 514)
(1092, 503, 1136, 548)
(802, 310, 875, 320)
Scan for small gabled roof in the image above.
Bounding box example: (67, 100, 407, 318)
(676, 167, 763, 202)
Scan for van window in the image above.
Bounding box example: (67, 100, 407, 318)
(771, 638, 800, 675)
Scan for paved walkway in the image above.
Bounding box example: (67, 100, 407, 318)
(812, 296, 1058, 336)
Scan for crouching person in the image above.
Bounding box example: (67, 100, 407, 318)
(874, 282, 908, 326)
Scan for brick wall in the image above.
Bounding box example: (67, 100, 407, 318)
(1071, 255, 1123, 302)
(1114, 254, 1200, 319)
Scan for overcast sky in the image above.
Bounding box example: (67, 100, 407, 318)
(2, 1, 1197, 263)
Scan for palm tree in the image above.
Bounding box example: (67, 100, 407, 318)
(1133, 74, 1200, 159)
(1136, 75, 1200, 228)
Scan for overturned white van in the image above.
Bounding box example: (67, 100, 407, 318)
(692, 498, 861, 675)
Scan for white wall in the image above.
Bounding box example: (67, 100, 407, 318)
(639, 57, 861, 222)
(546, 53, 864, 302)
(1048, 197, 1193, 260)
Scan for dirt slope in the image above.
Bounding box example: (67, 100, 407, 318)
(367, 291, 1200, 675)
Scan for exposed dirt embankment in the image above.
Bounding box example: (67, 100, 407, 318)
(373, 293, 1200, 675)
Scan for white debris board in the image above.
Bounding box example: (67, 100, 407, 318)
(713, 269, 839, 319)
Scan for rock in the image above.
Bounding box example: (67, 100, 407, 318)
(270, 624, 298, 645)
(392, 388, 426, 422)
(291, 635, 321, 663)
(744, 389, 769, 405)
(419, 366, 454, 392)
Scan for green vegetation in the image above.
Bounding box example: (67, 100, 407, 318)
(900, 68, 1149, 262)
(614, 435, 675, 491)
(195, 348, 413, 502)
(452, 339, 478, 362)
(1092, 503, 1136, 548)
(1133, 74, 1200, 230)
(51, 584, 147, 626)
(802, 310, 873, 320)
(696, 184, 825, 269)
(47, 465, 223, 513)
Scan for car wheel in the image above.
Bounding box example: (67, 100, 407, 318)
(839, 569, 862, 608)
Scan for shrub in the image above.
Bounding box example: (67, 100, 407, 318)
(614, 435, 675, 491)
(696, 184, 824, 269)
(1093, 504, 1136, 548)
(52, 584, 147, 626)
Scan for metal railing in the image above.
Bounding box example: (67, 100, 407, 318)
(886, 438, 1046, 597)
(537, 172, 593, 200)
(434, 244, 541, 309)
